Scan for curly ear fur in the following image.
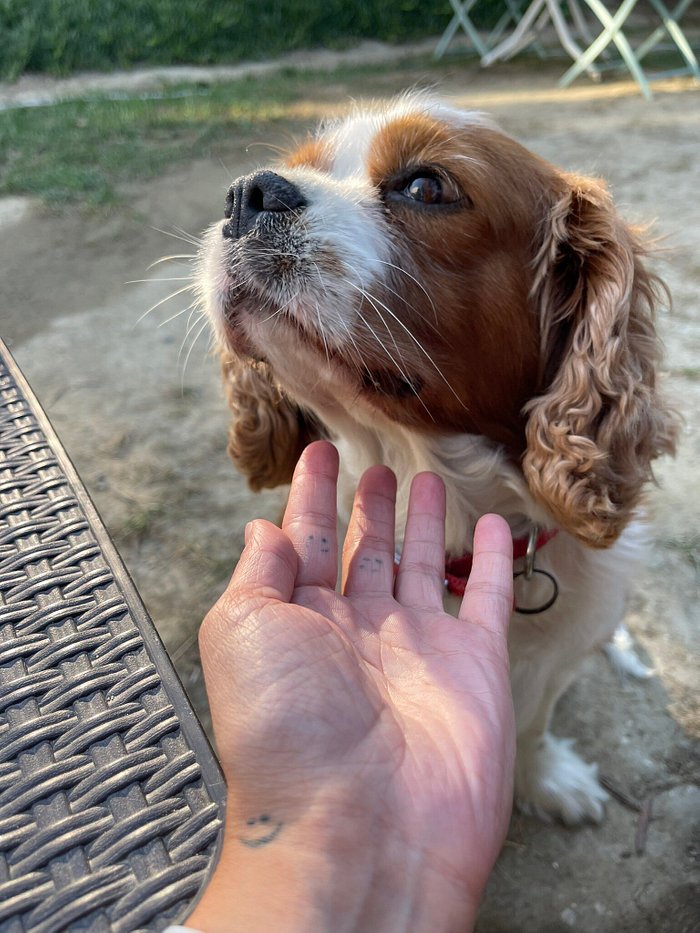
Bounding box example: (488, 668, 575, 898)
(220, 352, 324, 491)
(523, 175, 678, 547)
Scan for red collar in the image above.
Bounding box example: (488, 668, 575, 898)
(444, 527, 559, 597)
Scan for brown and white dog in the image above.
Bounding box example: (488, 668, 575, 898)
(197, 93, 677, 824)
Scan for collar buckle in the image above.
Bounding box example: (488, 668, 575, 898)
(514, 523, 559, 615)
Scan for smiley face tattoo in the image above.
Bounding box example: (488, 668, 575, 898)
(304, 533, 331, 555)
(238, 814, 283, 848)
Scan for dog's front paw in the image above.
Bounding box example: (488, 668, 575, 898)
(515, 733, 609, 825)
(603, 623, 654, 679)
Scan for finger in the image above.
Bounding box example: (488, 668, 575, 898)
(459, 514, 513, 639)
(226, 518, 298, 602)
(281, 440, 340, 589)
(342, 464, 397, 597)
(199, 519, 298, 694)
(395, 472, 446, 609)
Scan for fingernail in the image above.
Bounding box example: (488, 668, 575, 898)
(244, 522, 252, 545)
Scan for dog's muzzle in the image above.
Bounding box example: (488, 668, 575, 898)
(222, 171, 307, 240)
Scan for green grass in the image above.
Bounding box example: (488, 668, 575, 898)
(0, 0, 506, 80)
(0, 73, 309, 206)
(674, 367, 700, 382)
(0, 57, 467, 207)
(117, 503, 165, 543)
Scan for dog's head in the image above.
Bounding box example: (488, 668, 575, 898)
(200, 93, 677, 547)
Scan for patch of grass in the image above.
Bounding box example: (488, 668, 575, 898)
(0, 0, 506, 79)
(674, 367, 700, 382)
(0, 57, 469, 207)
(118, 503, 165, 543)
(0, 72, 311, 206)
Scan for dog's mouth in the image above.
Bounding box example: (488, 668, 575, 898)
(220, 285, 425, 403)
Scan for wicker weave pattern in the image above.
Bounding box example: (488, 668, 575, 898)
(0, 349, 224, 933)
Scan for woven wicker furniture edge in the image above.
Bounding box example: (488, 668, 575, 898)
(0, 339, 225, 933)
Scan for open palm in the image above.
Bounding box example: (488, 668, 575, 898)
(199, 440, 515, 915)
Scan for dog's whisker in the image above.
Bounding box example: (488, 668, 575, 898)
(171, 224, 204, 246)
(338, 319, 374, 382)
(180, 317, 210, 388)
(218, 156, 235, 180)
(315, 299, 332, 365)
(151, 225, 203, 248)
(375, 278, 439, 333)
(185, 305, 203, 335)
(305, 280, 375, 382)
(310, 263, 334, 365)
(356, 285, 407, 366)
(246, 141, 289, 157)
(349, 281, 467, 412)
(256, 308, 283, 325)
(355, 306, 435, 422)
(348, 281, 467, 411)
(181, 306, 205, 350)
(147, 254, 197, 270)
(127, 277, 194, 285)
(158, 302, 201, 328)
(340, 257, 438, 335)
(258, 290, 301, 324)
(374, 258, 439, 327)
(135, 284, 197, 326)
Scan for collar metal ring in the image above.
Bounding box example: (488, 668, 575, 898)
(513, 567, 559, 614)
(524, 523, 539, 580)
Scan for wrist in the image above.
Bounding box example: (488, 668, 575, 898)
(186, 803, 482, 933)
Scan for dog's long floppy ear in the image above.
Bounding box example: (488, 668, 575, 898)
(220, 352, 325, 491)
(523, 174, 678, 548)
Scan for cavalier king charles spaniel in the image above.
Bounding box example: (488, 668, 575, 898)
(197, 93, 677, 824)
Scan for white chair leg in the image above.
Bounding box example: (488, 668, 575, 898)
(435, 0, 490, 58)
(481, 0, 547, 65)
(547, 0, 601, 80)
(435, 14, 462, 59)
(642, 0, 700, 79)
(558, 0, 653, 99)
(568, 0, 596, 46)
(487, 0, 526, 46)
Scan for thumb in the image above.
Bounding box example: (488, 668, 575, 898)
(226, 519, 299, 603)
(199, 519, 299, 669)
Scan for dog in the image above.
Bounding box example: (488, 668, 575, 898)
(197, 92, 677, 824)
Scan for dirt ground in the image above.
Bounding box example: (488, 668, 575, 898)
(1, 55, 698, 932)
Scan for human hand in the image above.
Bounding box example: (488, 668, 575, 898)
(189, 440, 515, 933)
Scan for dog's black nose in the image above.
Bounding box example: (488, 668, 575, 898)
(223, 171, 306, 239)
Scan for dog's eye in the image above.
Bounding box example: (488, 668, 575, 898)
(387, 169, 462, 208)
(404, 175, 443, 204)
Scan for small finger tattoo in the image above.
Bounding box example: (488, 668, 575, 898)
(359, 556, 384, 575)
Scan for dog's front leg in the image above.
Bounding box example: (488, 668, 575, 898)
(510, 651, 609, 825)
